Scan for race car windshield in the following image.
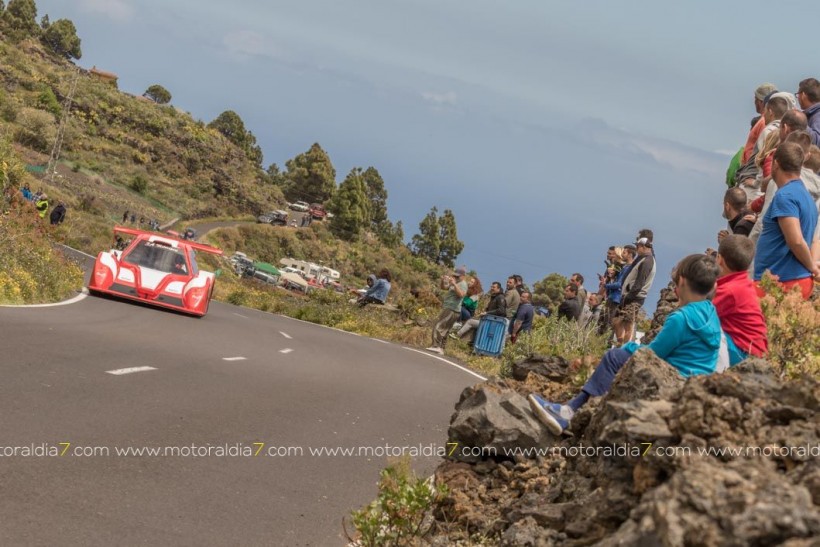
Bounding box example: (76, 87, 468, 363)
(122, 240, 187, 274)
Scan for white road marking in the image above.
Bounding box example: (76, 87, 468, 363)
(279, 348, 294, 354)
(106, 366, 157, 376)
(279, 331, 292, 339)
(0, 288, 89, 308)
(222, 356, 247, 361)
(402, 348, 487, 381)
(233, 312, 249, 319)
(372, 339, 389, 344)
(57, 244, 95, 259)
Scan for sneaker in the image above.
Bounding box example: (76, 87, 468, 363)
(452, 322, 463, 331)
(425, 346, 444, 354)
(449, 333, 459, 340)
(528, 394, 573, 436)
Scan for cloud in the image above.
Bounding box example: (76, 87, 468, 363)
(79, 0, 134, 22)
(574, 118, 725, 177)
(223, 30, 284, 61)
(421, 91, 457, 105)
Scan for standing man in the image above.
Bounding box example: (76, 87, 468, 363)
(797, 78, 820, 146)
(426, 266, 469, 354)
(557, 284, 581, 321)
(49, 201, 66, 225)
(754, 142, 820, 299)
(570, 273, 587, 310)
(617, 237, 656, 344)
(504, 276, 521, 333)
(511, 292, 534, 343)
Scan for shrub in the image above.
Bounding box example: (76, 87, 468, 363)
(758, 273, 820, 378)
(37, 85, 62, 117)
(348, 458, 447, 546)
(501, 315, 609, 378)
(0, 202, 84, 304)
(14, 107, 56, 152)
(130, 174, 148, 194)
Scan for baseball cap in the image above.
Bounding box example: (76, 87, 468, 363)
(635, 237, 652, 248)
(755, 83, 778, 101)
(453, 266, 467, 277)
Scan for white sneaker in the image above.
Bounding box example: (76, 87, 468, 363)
(425, 346, 443, 354)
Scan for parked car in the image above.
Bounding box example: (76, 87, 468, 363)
(289, 201, 310, 212)
(251, 270, 278, 284)
(308, 203, 327, 220)
(257, 210, 289, 225)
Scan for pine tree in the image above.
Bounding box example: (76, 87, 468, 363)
(144, 84, 171, 104)
(438, 209, 464, 268)
(328, 169, 368, 241)
(361, 166, 387, 229)
(283, 143, 336, 203)
(208, 110, 263, 167)
(42, 18, 82, 59)
(410, 207, 441, 263)
(532, 273, 569, 309)
(3, 0, 39, 38)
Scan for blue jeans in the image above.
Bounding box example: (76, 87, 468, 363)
(460, 307, 473, 322)
(582, 348, 631, 397)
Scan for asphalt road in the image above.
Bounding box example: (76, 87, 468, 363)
(0, 251, 481, 545)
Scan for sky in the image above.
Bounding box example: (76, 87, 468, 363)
(35, 0, 816, 310)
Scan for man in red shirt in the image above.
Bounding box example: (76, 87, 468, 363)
(713, 235, 768, 360)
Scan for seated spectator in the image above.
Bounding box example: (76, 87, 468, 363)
(358, 269, 392, 307)
(713, 235, 768, 364)
(718, 187, 755, 243)
(529, 254, 723, 435)
(557, 283, 581, 321)
(459, 277, 483, 322)
(454, 281, 506, 344)
(510, 291, 534, 343)
(35, 193, 49, 219)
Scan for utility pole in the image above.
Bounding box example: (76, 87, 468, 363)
(46, 67, 80, 183)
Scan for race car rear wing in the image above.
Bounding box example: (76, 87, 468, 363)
(112, 226, 223, 255)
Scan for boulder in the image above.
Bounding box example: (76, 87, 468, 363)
(448, 380, 552, 462)
(512, 355, 570, 382)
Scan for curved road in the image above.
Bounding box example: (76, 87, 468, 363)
(0, 251, 480, 545)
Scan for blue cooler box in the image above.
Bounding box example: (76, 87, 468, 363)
(473, 315, 508, 357)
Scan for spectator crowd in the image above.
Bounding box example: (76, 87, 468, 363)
(419, 77, 819, 373)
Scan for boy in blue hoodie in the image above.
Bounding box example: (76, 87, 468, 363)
(529, 254, 723, 436)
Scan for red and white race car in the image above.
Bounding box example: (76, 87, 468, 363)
(88, 226, 223, 317)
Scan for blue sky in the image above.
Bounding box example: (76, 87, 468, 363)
(36, 0, 816, 309)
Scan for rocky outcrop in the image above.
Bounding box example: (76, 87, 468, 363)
(511, 355, 570, 383)
(447, 379, 554, 463)
(429, 354, 820, 546)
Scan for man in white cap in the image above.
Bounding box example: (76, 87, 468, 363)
(427, 266, 468, 354)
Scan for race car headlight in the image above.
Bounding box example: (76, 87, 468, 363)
(186, 286, 207, 308)
(93, 264, 112, 286)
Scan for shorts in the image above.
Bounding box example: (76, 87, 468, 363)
(617, 300, 644, 322)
